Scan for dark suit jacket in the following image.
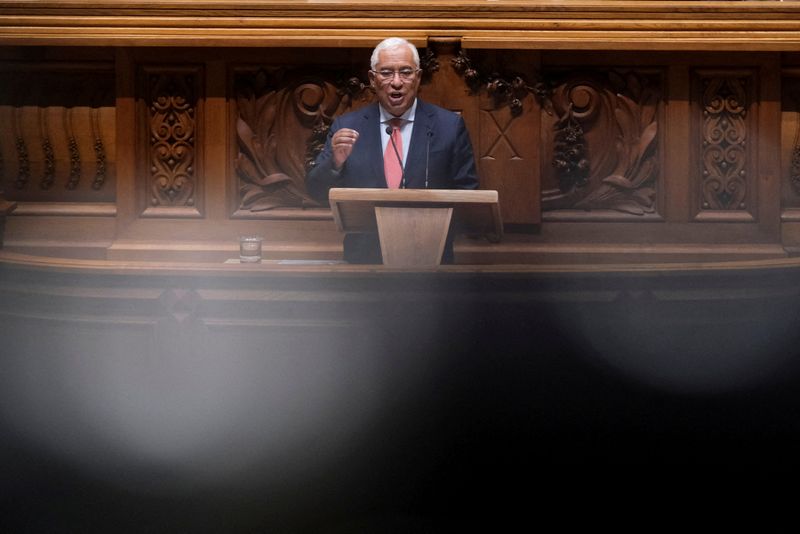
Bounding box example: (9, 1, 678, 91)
(307, 99, 479, 263)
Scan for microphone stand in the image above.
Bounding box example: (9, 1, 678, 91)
(425, 130, 433, 189)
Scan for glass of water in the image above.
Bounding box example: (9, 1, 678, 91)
(239, 236, 263, 263)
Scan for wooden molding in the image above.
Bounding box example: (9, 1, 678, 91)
(9, 202, 116, 217)
(2, 1, 800, 50)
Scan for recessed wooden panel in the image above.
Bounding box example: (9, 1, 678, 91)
(231, 62, 374, 217)
(420, 44, 540, 225)
(137, 64, 203, 218)
(691, 68, 757, 223)
(782, 70, 800, 214)
(540, 67, 664, 221)
(0, 63, 115, 202)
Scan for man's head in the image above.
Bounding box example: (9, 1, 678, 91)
(369, 37, 421, 117)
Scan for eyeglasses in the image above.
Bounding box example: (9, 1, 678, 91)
(370, 68, 420, 83)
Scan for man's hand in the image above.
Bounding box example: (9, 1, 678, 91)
(331, 128, 360, 170)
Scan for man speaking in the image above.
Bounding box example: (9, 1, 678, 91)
(306, 37, 479, 264)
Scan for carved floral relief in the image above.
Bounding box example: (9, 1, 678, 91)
(450, 51, 661, 217)
(540, 71, 661, 215)
(234, 68, 372, 212)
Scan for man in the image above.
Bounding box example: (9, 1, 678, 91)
(306, 37, 479, 264)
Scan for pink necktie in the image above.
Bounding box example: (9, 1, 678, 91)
(383, 119, 403, 189)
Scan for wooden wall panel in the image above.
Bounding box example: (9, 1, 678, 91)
(230, 63, 372, 218)
(539, 67, 663, 222)
(782, 70, 800, 215)
(0, 45, 795, 263)
(418, 42, 540, 224)
(137, 65, 203, 218)
(691, 68, 757, 223)
(0, 63, 115, 203)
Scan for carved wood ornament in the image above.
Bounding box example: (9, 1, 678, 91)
(234, 68, 374, 212)
(792, 115, 800, 195)
(700, 76, 749, 212)
(146, 70, 198, 209)
(451, 51, 661, 217)
(0, 68, 113, 199)
(540, 71, 660, 216)
(12, 107, 30, 190)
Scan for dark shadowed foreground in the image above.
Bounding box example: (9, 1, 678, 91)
(1, 255, 799, 532)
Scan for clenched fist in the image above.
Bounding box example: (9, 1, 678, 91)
(331, 128, 360, 170)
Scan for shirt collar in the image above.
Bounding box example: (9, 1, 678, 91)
(379, 99, 417, 125)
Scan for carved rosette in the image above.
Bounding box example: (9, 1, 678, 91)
(541, 72, 660, 215)
(700, 77, 748, 211)
(147, 72, 196, 208)
(234, 68, 372, 211)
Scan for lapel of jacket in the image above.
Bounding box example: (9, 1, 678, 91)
(406, 99, 434, 188)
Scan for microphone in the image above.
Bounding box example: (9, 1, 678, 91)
(425, 129, 433, 189)
(386, 124, 406, 188)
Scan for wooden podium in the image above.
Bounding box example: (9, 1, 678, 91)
(329, 188, 502, 267)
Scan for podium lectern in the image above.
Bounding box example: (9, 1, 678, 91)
(329, 188, 502, 267)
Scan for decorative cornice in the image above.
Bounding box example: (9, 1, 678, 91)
(1, 1, 800, 50)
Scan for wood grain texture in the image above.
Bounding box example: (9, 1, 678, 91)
(2, 1, 800, 50)
(375, 206, 452, 266)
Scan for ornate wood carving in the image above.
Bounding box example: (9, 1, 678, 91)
(65, 109, 81, 190)
(698, 75, 750, 212)
(441, 45, 540, 224)
(234, 67, 374, 212)
(792, 133, 800, 197)
(141, 67, 201, 214)
(39, 109, 55, 190)
(540, 70, 661, 216)
(12, 107, 30, 190)
(0, 65, 115, 201)
(782, 74, 800, 213)
(92, 107, 108, 191)
(450, 50, 660, 220)
(451, 50, 532, 117)
(234, 45, 542, 222)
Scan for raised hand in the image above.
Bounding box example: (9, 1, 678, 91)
(331, 128, 360, 170)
